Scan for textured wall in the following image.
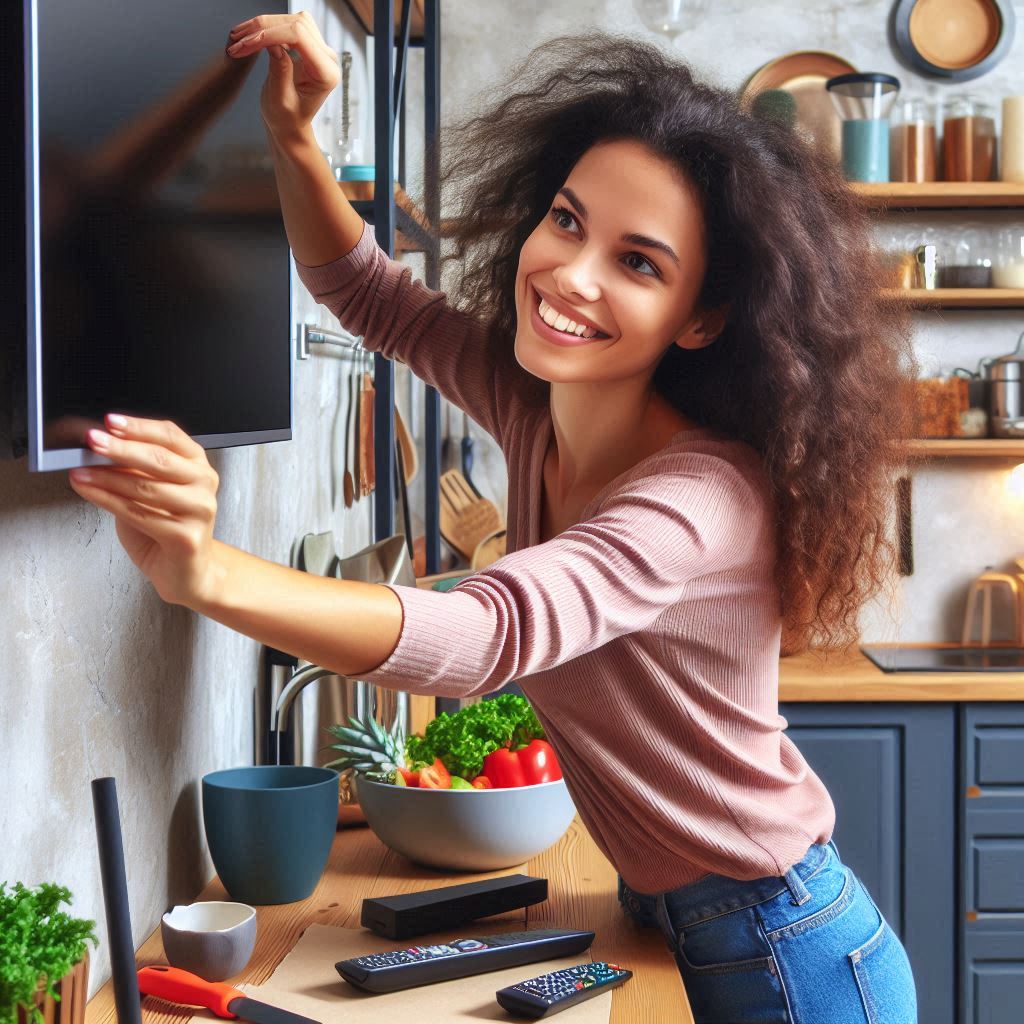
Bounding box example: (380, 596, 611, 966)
(6, 0, 1024, 1003)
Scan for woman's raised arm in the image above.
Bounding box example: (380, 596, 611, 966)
(228, 11, 364, 265)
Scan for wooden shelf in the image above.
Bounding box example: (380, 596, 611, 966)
(339, 0, 425, 40)
(908, 439, 1024, 458)
(883, 288, 1024, 308)
(854, 181, 1024, 209)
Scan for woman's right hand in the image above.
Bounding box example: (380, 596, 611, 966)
(227, 11, 339, 141)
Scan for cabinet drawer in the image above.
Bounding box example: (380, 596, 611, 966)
(963, 705, 1024, 792)
(963, 928, 1024, 1022)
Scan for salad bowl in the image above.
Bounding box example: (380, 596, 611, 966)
(353, 775, 577, 871)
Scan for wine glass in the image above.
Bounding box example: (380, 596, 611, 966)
(632, 0, 709, 38)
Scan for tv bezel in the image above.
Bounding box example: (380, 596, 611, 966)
(23, 0, 294, 473)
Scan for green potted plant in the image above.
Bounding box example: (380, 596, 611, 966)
(0, 882, 98, 1024)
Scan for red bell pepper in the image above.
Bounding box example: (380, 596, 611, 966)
(482, 739, 562, 788)
(418, 757, 452, 789)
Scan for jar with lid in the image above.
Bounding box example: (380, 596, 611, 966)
(942, 95, 996, 181)
(890, 98, 937, 182)
(939, 223, 993, 288)
(993, 221, 1024, 288)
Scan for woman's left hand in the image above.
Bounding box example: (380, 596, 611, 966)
(68, 414, 222, 608)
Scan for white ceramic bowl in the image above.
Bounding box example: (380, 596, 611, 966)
(354, 776, 577, 871)
(161, 901, 257, 981)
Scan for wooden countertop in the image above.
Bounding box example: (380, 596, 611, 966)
(84, 818, 692, 1024)
(779, 644, 1024, 701)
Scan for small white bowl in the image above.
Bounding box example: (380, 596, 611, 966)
(354, 776, 577, 871)
(161, 901, 257, 981)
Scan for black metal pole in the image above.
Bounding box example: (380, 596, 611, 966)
(373, 0, 396, 544)
(424, 0, 442, 578)
(91, 778, 142, 1024)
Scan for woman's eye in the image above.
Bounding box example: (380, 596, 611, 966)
(550, 206, 578, 233)
(624, 252, 658, 277)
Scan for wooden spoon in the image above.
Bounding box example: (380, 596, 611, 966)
(359, 363, 376, 497)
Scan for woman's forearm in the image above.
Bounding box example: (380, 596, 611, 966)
(266, 125, 366, 266)
(195, 539, 404, 677)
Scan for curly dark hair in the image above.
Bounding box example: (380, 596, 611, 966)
(436, 33, 916, 656)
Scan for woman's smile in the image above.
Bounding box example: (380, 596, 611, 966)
(529, 285, 611, 347)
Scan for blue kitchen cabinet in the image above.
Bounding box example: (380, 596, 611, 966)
(960, 703, 1024, 1024)
(780, 702, 956, 1024)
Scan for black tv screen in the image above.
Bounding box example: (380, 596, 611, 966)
(20, 0, 292, 471)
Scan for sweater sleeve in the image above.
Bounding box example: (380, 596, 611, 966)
(294, 220, 515, 443)
(357, 453, 769, 699)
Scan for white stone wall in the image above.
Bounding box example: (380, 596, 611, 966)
(6, 0, 1024, 1001)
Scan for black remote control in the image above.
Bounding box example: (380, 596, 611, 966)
(335, 927, 595, 993)
(495, 962, 632, 1018)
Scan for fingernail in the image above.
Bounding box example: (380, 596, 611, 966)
(88, 429, 110, 449)
(107, 413, 127, 428)
(227, 40, 244, 53)
(71, 469, 92, 483)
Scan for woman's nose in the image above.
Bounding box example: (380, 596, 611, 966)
(551, 250, 602, 303)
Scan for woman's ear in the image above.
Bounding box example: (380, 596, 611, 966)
(673, 305, 728, 351)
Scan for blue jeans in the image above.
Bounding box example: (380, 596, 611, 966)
(617, 840, 918, 1023)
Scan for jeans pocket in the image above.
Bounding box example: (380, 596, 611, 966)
(849, 910, 918, 1024)
(673, 912, 790, 1024)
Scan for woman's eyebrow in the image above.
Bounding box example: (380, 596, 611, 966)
(557, 186, 680, 267)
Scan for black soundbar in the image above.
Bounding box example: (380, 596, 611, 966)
(360, 874, 548, 940)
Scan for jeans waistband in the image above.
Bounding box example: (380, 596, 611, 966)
(653, 839, 837, 933)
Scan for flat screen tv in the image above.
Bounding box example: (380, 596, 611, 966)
(10, 0, 292, 471)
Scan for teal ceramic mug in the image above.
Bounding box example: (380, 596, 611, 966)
(202, 766, 338, 905)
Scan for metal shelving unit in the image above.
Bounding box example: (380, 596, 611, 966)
(343, 0, 444, 577)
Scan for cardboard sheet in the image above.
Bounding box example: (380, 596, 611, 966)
(207, 923, 614, 1023)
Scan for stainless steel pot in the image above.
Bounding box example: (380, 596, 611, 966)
(982, 331, 1024, 437)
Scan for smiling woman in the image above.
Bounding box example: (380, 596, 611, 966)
(439, 34, 915, 656)
(70, 19, 918, 1022)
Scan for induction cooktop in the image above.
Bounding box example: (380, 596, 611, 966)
(860, 645, 1024, 673)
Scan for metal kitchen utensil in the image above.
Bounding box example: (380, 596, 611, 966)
(461, 410, 480, 496)
(137, 966, 320, 1024)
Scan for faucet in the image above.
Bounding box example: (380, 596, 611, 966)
(268, 663, 342, 766)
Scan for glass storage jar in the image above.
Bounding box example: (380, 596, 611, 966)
(939, 223, 993, 288)
(942, 94, 996, 181)
(993, 222, 1024, 288)
(891, 98, 937, 182)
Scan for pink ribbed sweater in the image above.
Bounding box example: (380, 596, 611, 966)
(296, 222, 835, 893)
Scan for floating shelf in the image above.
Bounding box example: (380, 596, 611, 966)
(340, 0, 425, 40)
(854, 182, 1024, 209)
(882, 288, 1024, 308)
(908, 439, 1024, 458)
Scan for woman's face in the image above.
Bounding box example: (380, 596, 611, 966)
(514, 138, 719, 386)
